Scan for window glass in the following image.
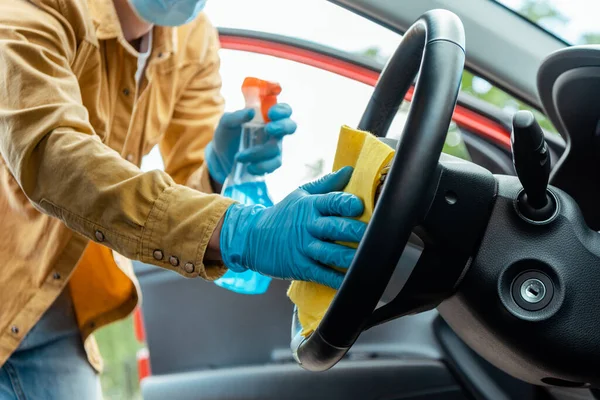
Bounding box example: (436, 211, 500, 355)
(494, 0, 600, 45)
(353, 50, 558, 134)
(461, 71, 557, 133)
(217, 50, 376, 202)
(142, 0, 561, 181)
(204, 0, 401, 59)
(142, 50, 475, 198)
(203, 0, 557, 133)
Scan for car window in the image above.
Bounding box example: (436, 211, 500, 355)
(204, 0, 401, 61)
(461, 71, 557, 133)
(355, 51, 558, 135)
(204, 0, 556, 134)
(493, 0, 600, 45)
(142, 49, 377, 202)
(143, 2, 560, 181)
(141, 49, 475, 201)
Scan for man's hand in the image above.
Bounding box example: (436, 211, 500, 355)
(204, 104, 297, 185)
(217, 166, 367, 289)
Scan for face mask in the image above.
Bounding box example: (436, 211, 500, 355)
(129, 0, 207, 27)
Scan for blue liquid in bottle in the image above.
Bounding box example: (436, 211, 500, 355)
(222, 181, 273, 208)
(214, 122, 275, 295)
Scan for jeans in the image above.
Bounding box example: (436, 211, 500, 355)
(0, 289, 102, 400)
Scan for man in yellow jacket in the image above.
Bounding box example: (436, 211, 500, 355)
(0, 0, 367, 398)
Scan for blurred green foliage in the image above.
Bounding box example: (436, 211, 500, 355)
(460, 70, 558, 133)
(359, 0, 568, 136)
(95, 315, 143, 399)
(517, 0, 568, 26)
(499, 0, 600, 45)
(443, 122, 472, 161)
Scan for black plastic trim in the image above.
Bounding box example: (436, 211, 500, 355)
(434, 317, 538, 400)
(461, 130, 514, 175)
(538, 47, 600, 229)
(439, 175, 600, 386)
(142, 359, 465, 400)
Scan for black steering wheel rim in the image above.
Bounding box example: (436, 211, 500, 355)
(291, 9, 466, 372)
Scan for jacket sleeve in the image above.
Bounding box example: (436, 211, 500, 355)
(159, 16, 224, 194)
(0, 2, 232, 280)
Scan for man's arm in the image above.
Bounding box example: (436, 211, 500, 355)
(159, 15, 224, 194)
(0, 2, 232, 280)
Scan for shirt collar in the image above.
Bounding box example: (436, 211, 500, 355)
(87, 0, 175, 55)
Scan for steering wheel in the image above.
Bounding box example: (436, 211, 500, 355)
(291, 9, 466, 372)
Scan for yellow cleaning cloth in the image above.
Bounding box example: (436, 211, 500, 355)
(287, 125, 395, 337)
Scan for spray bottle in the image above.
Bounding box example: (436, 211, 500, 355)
(214, 77, 281, 294)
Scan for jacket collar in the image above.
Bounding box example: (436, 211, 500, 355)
(87, 0, 175, 55)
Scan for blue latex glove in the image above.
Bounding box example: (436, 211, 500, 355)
(205, 104, 297, 184)
(220, 166, 367, 289)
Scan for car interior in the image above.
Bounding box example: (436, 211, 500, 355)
(134, 1, 600, 399)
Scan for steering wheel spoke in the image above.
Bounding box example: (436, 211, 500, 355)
(366, 154, 497, 329)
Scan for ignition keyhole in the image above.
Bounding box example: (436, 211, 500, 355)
(520, 279, 546, 304)
(509, 268, 555, 312)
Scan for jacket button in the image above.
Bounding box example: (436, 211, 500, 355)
(95, 230, 105, 242)
(122, 88, 130, 96)
(153, 250, 164, 260)
(184, 262, 195, 273)
(53, 272, 61, 280)
(10, 326, 18, 334)
(158, 52, 163, 58)
(169, 256, 179, 267)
